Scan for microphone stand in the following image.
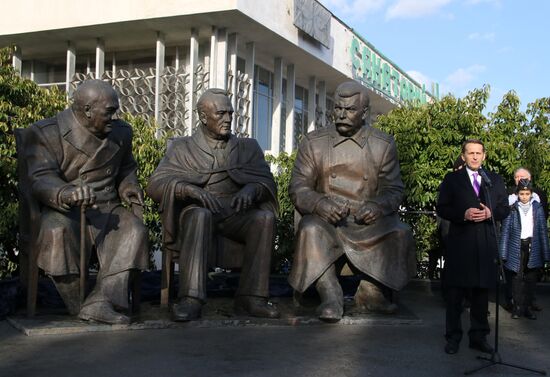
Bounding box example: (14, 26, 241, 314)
(465, 174, 546, 375)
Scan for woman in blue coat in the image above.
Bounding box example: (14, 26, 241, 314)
(500, 179, 550, 319)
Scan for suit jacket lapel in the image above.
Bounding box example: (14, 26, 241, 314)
(58, 109, 102, 158)
(191, 128, 215, 170)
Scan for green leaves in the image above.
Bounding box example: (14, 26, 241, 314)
(0, 46, 66, 278)
(377, 85, 550, 270)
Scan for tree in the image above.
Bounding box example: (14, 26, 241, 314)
(0, 46, 66, 278)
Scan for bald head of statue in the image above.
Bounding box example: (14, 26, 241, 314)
(72, 79, 120, 138)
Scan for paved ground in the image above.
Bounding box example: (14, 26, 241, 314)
(1, 280, 549, 377)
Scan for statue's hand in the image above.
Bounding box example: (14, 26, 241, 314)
(184, 185, 223, 214)
(60, 185, 96, 209)
(121, 186, 144, 207)
(355, 202, 382, 225)
(315, 198, 349, 224)
(231, 184, 258, 212)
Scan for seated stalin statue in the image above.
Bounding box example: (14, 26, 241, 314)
(147, 88, 280, 321)
(26, 79, 149, 324)
(288, 80, 416, 322)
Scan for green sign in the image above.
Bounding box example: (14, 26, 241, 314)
(350, 36, 438, 104)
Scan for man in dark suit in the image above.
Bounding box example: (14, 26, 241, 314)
(147, 88, 280, 321)
(436, 139, 510, 355)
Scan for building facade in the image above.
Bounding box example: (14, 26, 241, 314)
(0, 0, 437, 154)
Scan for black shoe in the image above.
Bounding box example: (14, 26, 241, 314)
(234, 296, 280, 319)
(172, 297, 202, 322)
(469, 340, 493, 354)
(530, 302, 542, 312)
(445, 341, 459, 354)
(524, 309, 537, 320)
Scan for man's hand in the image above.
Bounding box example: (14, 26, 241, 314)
(60, 185, 96, 209)
(464, 203, 491, 222)
(184, 185, 223, 214)
(355, 202, 382, 225)
(121, 186, 145, 207)
(231, 184, 258, 212)
(315, 198, 349, 224)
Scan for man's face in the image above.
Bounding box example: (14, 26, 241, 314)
(514, 169, 531, 185)
(461, 143, 485, 171)
(518, 189, 532, 204)
(84, 92, 119, 137)
(334, 94, 366, 137)
(201, 95, 233, 140)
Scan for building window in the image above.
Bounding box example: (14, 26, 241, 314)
(22, 57, 65, 89)
(253, 66, 273, 150)
(294, 85, 309, 146)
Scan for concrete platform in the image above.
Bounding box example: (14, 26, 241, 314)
(7, 297, 422, 336)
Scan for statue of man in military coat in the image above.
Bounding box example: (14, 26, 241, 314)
(288, 81, 416, 322)
(26, 80, 148, 324)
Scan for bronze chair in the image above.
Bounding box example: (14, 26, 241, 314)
(15, 127, 141, 316)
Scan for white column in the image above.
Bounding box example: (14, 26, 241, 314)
(66, 42, 76, 95)
(307, 76, 317, 132)
(155, 32, 165, 126)
(209, 26, 218, 88)
(95, 38, 105, 78)
(245, 42, 255, 138)
(216, 28, 228, 90)
(187, 28, 199, 135)
(228, 33, 238, 131)
(12, 46, 22, 75)
(30, 60, 35, 81)
(271, 57, 283, 156)
(284, 64, 295, 154)
(112, 53, 116, 77)
(318, 80, 326, 128)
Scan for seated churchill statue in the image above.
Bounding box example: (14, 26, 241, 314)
(288, 81, 416, 322)
(147, 88, 280, 321)
(25, 79, 149, 324)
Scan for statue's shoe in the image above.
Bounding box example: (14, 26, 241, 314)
(317, 301, 343, 323)
(78, 302, 130, 325)
(234, 296, 280, 318)
(172, 297, 202, 322)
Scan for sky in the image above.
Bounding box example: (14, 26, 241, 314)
(319, 0, 549, 113)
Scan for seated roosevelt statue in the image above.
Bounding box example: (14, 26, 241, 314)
(25, 80, 149, 324)
(288, 80, 416, 322)
(147, 88, 280, 321)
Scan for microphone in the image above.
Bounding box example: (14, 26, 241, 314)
(478, 167, 493, 187)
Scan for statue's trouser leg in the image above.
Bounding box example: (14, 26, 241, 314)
(50, 274, 80, 315)
(315, 264, 344, 311)
(221, 209, 275, 298)
(288, 214, 343, 293)
(82, 270, 130, 310)
(177, 207, 212, 302)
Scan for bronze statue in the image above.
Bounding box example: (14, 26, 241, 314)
(288, 81, 416, 322)
(147, 88, 280, 321)
(24, 79, 149, 324)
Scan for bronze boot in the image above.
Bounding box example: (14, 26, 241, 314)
(234, 296, 280, 318)
(315, 269, 344, 323)
(355, 279, 397, 314)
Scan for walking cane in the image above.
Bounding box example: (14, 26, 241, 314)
(79, 203, 86, 304)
